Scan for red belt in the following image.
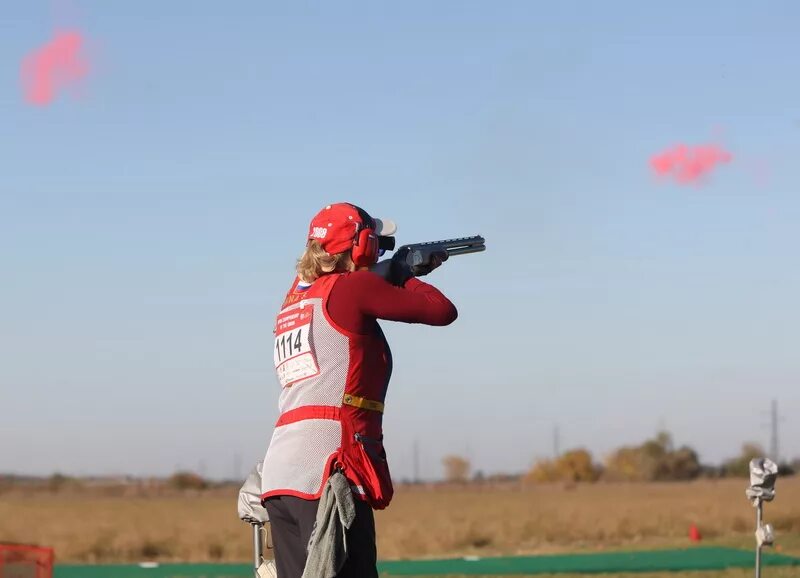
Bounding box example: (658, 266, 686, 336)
(275, 405, 340, 427)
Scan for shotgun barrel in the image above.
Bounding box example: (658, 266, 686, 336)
(400, 235, 486, 267)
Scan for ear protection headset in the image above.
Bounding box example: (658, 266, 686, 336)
(348, 204, 380, 267)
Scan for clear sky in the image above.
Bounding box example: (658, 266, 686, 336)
(2, 1, 799, 481)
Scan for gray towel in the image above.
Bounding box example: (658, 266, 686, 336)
(302, 471, 356, 578)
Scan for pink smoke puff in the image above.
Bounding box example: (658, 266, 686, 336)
(21, 29, 89, 106)
(650, 144, 732, 185)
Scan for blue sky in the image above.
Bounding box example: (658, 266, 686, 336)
(2, 1, 799, 481)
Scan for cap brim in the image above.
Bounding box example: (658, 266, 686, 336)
(374, 218, 396, 236)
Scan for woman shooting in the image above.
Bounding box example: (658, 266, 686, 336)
(260, 202, 457, 578)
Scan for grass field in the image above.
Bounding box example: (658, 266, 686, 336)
(392, 573, 799, 578)
(1, 477, 798, 566)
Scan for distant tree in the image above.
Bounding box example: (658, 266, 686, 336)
(487, 472, 523, 483)
(555, 449, 601, 482)
(604, 431, 701, 482)
(658, 446, 702, 480)
(526, 449, 600, 483)
(168, 471, 208, 490)
(526, 458, 558, 483)
(655, 431, 674, 452)
(722, 443, 765, 478)
(442, 455, 470, 483)
(48, 472, 71, 492)
(604, 445, 656, 481)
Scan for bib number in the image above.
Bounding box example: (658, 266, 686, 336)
(274, 306, 319, 387)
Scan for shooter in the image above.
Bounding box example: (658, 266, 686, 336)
(257, 202, 484, 578)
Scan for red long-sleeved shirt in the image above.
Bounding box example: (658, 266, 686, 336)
(326, 271, 457, 334)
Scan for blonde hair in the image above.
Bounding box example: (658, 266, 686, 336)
(296, 240, 354, 283)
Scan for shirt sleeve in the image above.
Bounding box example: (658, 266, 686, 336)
(327, 270, 458, 333)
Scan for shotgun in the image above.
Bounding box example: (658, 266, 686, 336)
(371, 235, 486, 283)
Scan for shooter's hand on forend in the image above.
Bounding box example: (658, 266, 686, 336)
(379, 247, 448, 286)
(410, 249, 448, 276)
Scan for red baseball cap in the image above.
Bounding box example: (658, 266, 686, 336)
(307, 203, 397, 254)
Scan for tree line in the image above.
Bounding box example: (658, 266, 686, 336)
(441, 432, 798, 484)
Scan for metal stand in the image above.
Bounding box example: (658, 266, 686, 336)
(253, 523, 263, 578)
(746, 458, 777, 578)
(755, 500, 764, 578)
(238, 462, 277, 578)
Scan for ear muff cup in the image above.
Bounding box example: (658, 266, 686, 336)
(352, 227, 379, 267)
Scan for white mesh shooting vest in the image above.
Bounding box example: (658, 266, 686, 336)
(260, 275, 350, 499)
(261, 273, 395, 509)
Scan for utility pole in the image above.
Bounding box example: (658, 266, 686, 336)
(762, 399, 783, 464)
(413, 440, 420, 484)
(770, 400, 779, 463)
(553, 424, 561, 458)
(233, 452, 242, 482)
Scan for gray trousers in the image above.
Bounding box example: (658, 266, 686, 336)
(264, 495, 379, 578)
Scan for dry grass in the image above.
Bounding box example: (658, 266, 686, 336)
(410, 572, 800, 578)
(375, 478, 800, 560)
(0, 478, 798, 563)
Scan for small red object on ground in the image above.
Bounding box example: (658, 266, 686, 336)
(689, 524, 702, 542)
(0, 543, 54, 578)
